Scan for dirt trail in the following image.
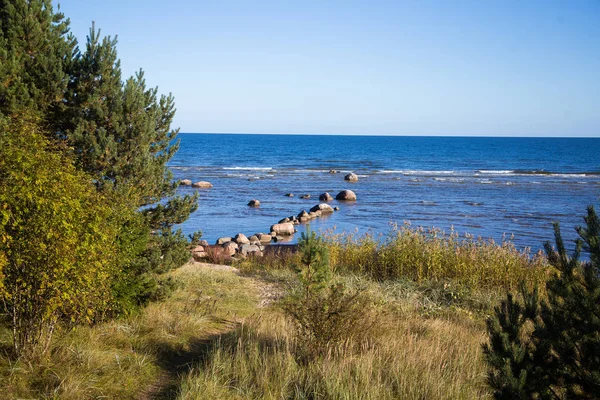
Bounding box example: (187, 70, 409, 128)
(137, 262, 285, 400)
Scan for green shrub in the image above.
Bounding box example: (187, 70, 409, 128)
(484, 205, 600, 399)
(0, 116, 122, 358)
(283, 228, 376, 362)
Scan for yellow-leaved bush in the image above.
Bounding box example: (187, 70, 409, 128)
(0, 115, 122, 358)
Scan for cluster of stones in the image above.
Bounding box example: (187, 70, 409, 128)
(189, 187, 357, 261)
(273, 190, 356, 227)
(190, 233, 272, 261)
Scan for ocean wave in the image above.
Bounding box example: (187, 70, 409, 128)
(289, 169, 331, 173)
(379, 170, 456, 175)
(478, 169, 598, 178)
(477, 170, 514, 175)
(223, 167, 274, 171)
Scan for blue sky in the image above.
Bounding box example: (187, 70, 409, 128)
(56, 0, 600, 137)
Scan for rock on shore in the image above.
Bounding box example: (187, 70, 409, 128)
(191, 245, 207, 261)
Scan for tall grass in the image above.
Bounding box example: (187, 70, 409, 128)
(0, 264, 258, 399)
(324, 223, 549, 290)
(178, 311, 490, 399)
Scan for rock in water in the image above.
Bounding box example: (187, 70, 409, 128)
(257, 233, 273, 243)
(336, 190, 357, 201)
(344, 173, 359, 182)
(300, 194, 311, 199)
(270, 222, 295, 236)
(310, 203, 334, 213)
(319, 192, 334, 202)
(248, 199, 260, 207)
(180, 179, 192, 186)
(192, 181, 213, 188)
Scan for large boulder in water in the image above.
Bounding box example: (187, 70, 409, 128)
(344, 173, 359, 182)
(336, 190, 357, 201)
(180, 179, 192, 186)
(192, 181, 213, 188)
(319, 192, 334, 202)
(270, 222, 295, 236)
(310, 203, 334, 213)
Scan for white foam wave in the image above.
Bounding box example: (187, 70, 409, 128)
(223, 167, 273, 171)
(477, 170, 514, 174)
(549, 173, 587, 178)
(379, 170, 455, 175)
(291, 169, 330, 173)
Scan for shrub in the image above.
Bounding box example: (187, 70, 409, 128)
(283, 228, 376, 362)
(0, 116, 122, 358)
(484, 205, 600, 399)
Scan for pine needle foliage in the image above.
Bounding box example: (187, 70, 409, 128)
(284, 227, 375, 362)
(484, 205, 600, 399)
(0, 0, 199, 313)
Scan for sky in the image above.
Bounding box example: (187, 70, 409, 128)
(56, 0, 600, 137)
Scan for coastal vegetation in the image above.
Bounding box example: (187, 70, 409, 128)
(1, 0, 196, 358)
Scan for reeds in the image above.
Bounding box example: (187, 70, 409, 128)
(324, 223, 549, 290)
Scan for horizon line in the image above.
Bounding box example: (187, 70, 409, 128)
(179, 132, 600, 139)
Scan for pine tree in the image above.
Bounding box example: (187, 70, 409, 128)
(0, 2, 200, 317)
(0, 0, 76, 120)
(62, 25, 197, 226)
(484, 206, 600, 399)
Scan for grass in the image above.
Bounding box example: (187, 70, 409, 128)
(0, 226, 553, 399)
(0, 264, 258, 399)
(177, 279, 491, 400)
(242, 224, 550, 291)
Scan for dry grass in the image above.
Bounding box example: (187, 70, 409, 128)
(324, 223, 550, 291)
(178, 307, 490, 399)
(1, 237, 536, 399)
(0, 264, 258, 399)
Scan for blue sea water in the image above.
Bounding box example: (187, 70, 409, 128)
(169, 134, 600, 253)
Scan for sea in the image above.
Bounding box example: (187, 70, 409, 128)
(169, 134, 600, 253)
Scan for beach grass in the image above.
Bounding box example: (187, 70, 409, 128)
(0, 264, 258, 399)
(0, 226, 550, 398)
(239, 223, 550, 291)
(177, 275, 492, 400)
